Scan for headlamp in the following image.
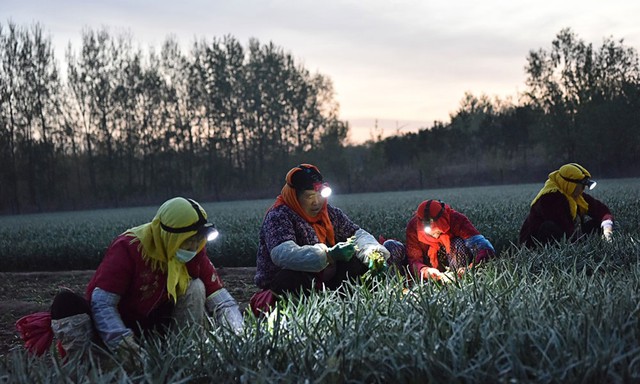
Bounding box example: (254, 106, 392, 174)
(422, 200, 445, 235)
(561, 175, 597, 190)
(202, 223, 219, 242)
(160, 198, 219, 242)
(314, 182, 332, 198)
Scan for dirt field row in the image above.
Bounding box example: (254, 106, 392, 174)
(0, 267, 257, 356)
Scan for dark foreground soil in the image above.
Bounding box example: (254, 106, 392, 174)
(0, 267, 257, 357)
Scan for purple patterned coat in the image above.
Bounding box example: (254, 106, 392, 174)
(254, 204, 359, 288)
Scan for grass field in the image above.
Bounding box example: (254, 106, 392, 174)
(1, 178, 637, 271)
(1, 179, 639, 382)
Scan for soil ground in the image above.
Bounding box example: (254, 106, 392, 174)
(0, 267, 257, 357)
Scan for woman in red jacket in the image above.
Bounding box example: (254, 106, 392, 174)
(519, 163, 614, 247)
(48, 197, 243, 365)
(405, 199, 495, 282)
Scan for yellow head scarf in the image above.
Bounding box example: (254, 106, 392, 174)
(125, 197, 208, 302)
(531, 163, 591, 219)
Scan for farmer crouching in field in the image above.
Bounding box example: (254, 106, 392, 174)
(251, 164, 404, 315)
(519, 163, 615, 247)
(48, 197, 243, 365)
(406, 199, 496, 283)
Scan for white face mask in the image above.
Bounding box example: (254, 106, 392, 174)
(175, 248, 197, 263)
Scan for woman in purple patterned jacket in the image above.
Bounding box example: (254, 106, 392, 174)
(252, 164, 400, 312)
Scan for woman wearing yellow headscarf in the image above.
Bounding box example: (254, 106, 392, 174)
(48, 197, 243, 363)
(519, 163, 614, 247)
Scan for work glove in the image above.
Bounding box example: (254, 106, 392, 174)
(353, 228, 391, 264)
(367, 250, 388, 274)
(206, 288, 244, 335)
(601, 219, 613, 242)
(465, 235, 495, 263)
(420, 267, 442, 281)
(113, 333, 144, 372)
(327, 241, 356, 262)
(474, 249, 491, 264)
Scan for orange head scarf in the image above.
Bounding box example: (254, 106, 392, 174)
(270, 164, 336, 246)
(415, 199, 452, 269)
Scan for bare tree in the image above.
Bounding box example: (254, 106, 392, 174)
(0, 22, 61, 212)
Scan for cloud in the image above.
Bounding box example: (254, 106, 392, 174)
(3, 0, 639, 143)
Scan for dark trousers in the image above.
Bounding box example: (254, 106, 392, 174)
(50, 289, 105, 348)
(51, 289, 173, 339)
(268, 258, 368, 295)
(51, 289, 91, 320)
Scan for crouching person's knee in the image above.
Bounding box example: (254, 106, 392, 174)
(173, 278, 206, 324)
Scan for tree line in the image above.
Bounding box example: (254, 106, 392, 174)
(330, 28, 640, 194)
(1, 23, 639, 214)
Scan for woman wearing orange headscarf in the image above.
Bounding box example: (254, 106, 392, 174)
(405, 199, 495, 282)
(519, 163, 614, 247)
(252, 164, 394, 310)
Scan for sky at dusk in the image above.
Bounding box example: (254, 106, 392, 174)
(3, 0, 640, 143)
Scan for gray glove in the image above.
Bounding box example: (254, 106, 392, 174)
(206, 288, 244, 334)
(353, 228, 391, 263)
(113, 334, 144, 372)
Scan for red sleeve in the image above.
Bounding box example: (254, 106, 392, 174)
(449, 211, 480, 240)
(583, 193, 614, 223)
(88, 236, 136, 297)
(405, 216, 428, 275)
(187, 250, 224, 297)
